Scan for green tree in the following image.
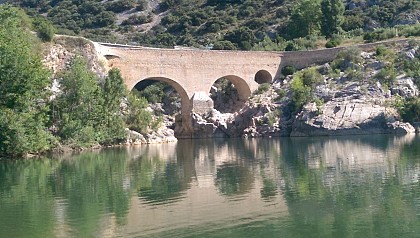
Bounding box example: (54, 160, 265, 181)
(320, 0, 344, 38)
(0, 5, 54, 157)
(99, 68, 127, 143)
(398, 97, 420, 123)
(287, 0, 322, 39)
(224, 27, 256, 50)
(55, 57, 103, 148)
(33, 17, 55, 42)
(125, 93, 154, 133)
(290, 75, 312, 113)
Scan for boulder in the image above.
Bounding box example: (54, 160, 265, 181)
(125, 128, 146, 144)
(291, 100, 415, 136)
(390, 76, 418, 98)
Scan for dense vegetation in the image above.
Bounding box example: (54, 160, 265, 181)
(6, 0, 420, 49)
(0, 5, 157, 158)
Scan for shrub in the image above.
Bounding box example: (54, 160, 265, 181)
(106, 0, 135, 13)
(135, 82, 166, 103)
(375, 66, 397, 87)
(281, 65, 296, 76)
(255, 83, 270, 94)
(375, 45, 391, 57)
(332, 46, 362, 71)
(325, 34, 342, 48)
(301, 67, 323, 88)
(275, 89, 287, 101)
(399, 24, 420, 37)
(363, 28, 396, 43)
(125, 93, 154, 133)
(122, 14, 153, 25)
(290, 75, 312, 113)
(400, 56, 420, 88)
(398, 97, 420, 123)
(325, 38, 341, 48)
(33, 17, 55, 42)
(213, 40, 237, 50)
(287, 36, 319, 51)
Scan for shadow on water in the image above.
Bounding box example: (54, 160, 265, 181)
(0, 134, 419, 237)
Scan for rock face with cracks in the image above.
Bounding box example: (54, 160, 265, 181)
(191, 41, 419, 138)
(291, 101, 415, 136)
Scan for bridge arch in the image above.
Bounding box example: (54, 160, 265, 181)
(254, 70, 273, 84)
(132, 77, 191, 115)
(211, 75, 252, 102)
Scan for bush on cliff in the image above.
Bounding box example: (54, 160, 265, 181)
(289, 67, 324, 113)
(398, 97, 420, 123)
(281, 65, 296, 76)
(33, 17, 55, 42)
(331, 47, 362, 71)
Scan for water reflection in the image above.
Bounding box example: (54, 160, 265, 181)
(0, 135, 418, 237)
(215, 163, 254, 196)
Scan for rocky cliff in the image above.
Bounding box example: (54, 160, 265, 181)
(193, 40, 419, 138)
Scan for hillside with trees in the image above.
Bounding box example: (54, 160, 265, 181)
(5, 0, 420, 49)
(0, 5, 161, 158)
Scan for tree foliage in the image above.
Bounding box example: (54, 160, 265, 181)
(289, 67, 323, 113)
(125, 94, 155, 133)
(54, 57, 104, 147)
(0, 5, 54, 156)
(320, 0, 344, 38)
(7, 0, 420, 48)
(54, 58, 129, 147)
(398, 97, 420, 123)
(288, 0, 322, 39)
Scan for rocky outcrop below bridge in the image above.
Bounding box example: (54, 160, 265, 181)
(191, 40, 419, 138)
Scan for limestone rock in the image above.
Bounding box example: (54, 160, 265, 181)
(125, 128, 146, 144)
(291, 100, 415, 136)
(124, 127, 177, 145)
(390, 76, 418, 98)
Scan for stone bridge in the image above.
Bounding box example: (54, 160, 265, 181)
(93, 38, 413, 138)
(93, 43, 283, 137)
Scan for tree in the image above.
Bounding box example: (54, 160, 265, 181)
(125, 93, 154, 133)
(0, 5, 54, 156)
(55, 57, 104, 147)
(99, 68, 127, 143)
(224, 27, 256, 50)
(320, 0, 344, 38)
(287, 0, 322, 39)
(33, 17, 55, 42)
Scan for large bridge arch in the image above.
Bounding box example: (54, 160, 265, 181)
(132, 77, 191, 115)
(132, 77, 193, 138)
(215, 75, 252, 102)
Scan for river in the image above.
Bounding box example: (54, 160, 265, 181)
(0, 135, 419, 238)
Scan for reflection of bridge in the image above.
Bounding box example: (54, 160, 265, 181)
(93, 39, 414, 138)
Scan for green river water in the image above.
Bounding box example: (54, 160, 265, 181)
(0, 135, 419, 238)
